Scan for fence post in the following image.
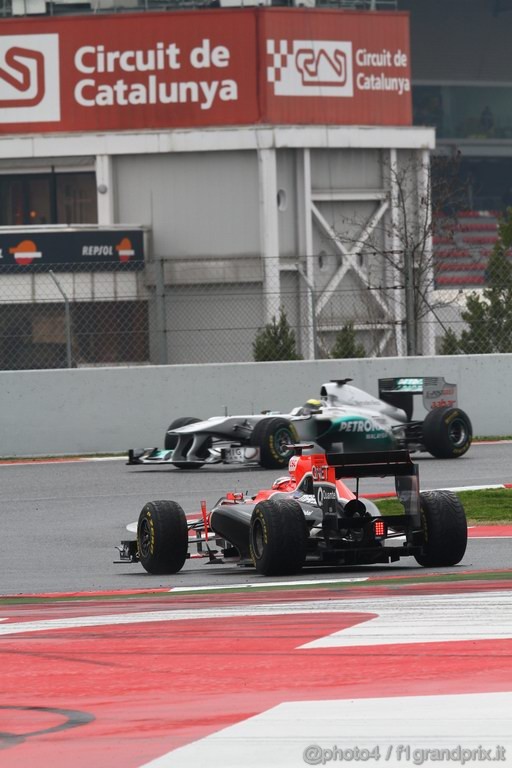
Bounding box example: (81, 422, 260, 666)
(49, 270, 73, 369)
(154, 257, 168, 365)
(297, 264, 317, 359)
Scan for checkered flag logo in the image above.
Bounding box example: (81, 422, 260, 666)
(267, 39, 294, 84)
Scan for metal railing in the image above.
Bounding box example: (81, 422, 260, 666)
(2, 0, 397, 16)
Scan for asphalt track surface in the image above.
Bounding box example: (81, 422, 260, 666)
(2, 441, 512, 595)
(1, 443, 512, 767)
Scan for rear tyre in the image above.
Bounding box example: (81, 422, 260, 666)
(249, 498, 308, 576)
(414, 490, 467, 567)
(137, 500, 188, 574)
(250, 417, 299, 469)
(421, 406, 472, 459)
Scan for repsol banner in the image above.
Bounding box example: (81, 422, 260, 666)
(0, 229, 144, 271)
(0, 9, 411, 133)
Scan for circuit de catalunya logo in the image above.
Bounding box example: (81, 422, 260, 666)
(0, 34, 60, 123)
(267, 39, 353, 97)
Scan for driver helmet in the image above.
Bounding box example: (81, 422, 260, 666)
(301, 398, 322, 414)
(272, 476, 291, 489)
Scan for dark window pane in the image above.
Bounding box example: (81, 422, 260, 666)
(0, 172, 97, 226)
(0, 177, 27, 226)
(56, 173, 97, 224)
(27, 177, 52, 225)
(413, 84, 512, 140)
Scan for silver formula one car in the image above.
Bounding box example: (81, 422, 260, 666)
(128, 376, 472, 470)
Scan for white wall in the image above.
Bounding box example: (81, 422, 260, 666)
(0, 354, 509, 457)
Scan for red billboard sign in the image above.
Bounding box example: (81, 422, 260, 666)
(261, 10, 411, 125)
(0, 8, 411, 134)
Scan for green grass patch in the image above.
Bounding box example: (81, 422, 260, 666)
(2, 569, 512, 604)
(377, 488, 512, 524)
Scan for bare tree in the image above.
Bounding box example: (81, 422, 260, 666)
(328, 151, 465, 357)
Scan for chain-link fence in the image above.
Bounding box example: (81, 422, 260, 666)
(0, 262, 149, 370)
(0, 255, 504, 370)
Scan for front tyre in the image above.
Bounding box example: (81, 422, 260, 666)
(414, 490, 467, 567)
(137, 500, 188, 574)
(421, 406, 472, 459)
(249, 498, 308, 576)
(250, 417, 299, 469)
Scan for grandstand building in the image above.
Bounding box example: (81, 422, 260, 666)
(403, 0, 512, 295)
(0, 0, 506, 366)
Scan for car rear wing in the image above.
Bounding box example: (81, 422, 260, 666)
(324, 449, 420, 521)
(325, 449, 416, 479)
(378, 376, 458, 419)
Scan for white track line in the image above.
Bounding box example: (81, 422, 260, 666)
(169, 577, 369, 592)
(2, 591, 512, 643)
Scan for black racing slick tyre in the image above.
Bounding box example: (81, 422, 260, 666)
(137, 500, 188, 574)
(249, 498, 308, 576)
(164, 416, 201, 450)
(414, 490, 467, 567)
(421, 406, 472, 459)
(250, 417, 299, 469)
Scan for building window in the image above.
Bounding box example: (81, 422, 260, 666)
(413, 84, 512, 141)
(0, 172, 97, 226)
(56, 173, 98, 224)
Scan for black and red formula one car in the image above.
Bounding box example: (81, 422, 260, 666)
(118, 445, 467, 576)
(117, 446, 468, 577)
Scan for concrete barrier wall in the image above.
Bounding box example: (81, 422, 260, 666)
(1, 354, 509, 457)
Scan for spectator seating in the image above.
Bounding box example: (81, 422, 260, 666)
(434, 210, 500, 289)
